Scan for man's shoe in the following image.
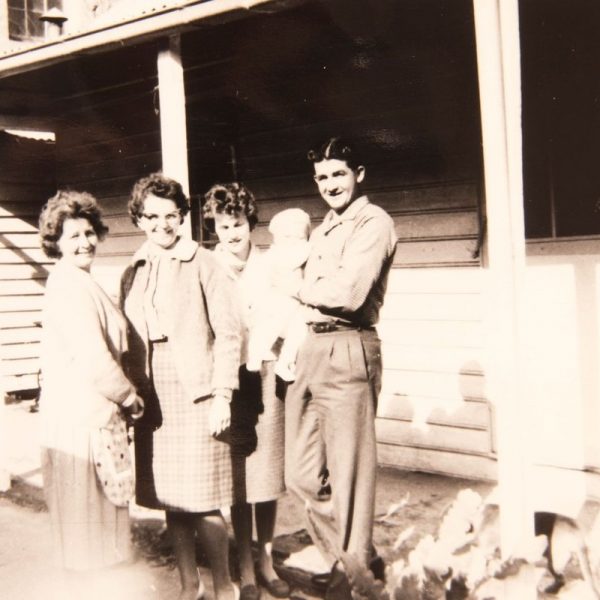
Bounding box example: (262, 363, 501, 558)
(325, 567, 353, 600)
(309, 571, 331, 592)
(369, 554, 386, 582)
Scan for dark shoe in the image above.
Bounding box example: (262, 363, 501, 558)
(309, 571, 331, 592)
(369, 554, 386, 582)
(325, 567, 352, 600)
(240, 584, 260, 600)
(256, 572, 290, 598)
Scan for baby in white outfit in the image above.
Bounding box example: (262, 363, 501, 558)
(246, 208, 312, 381)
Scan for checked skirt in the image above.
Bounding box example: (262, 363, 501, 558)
(134, 340, 233, 512)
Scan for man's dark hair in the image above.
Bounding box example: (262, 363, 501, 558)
(307, 137, 363, 170)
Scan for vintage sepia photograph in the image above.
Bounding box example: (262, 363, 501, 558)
(1, 0, 600, 598)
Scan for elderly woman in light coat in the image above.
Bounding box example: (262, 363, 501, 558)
(39, 191, 144, 581)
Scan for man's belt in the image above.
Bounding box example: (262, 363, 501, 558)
(308, 321, 374, 333)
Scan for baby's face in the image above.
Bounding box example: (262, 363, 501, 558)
(273, 231, 309, 245)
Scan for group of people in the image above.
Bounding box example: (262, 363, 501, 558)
(37, 137, 397, 600)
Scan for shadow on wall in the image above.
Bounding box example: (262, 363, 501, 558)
(0, 233, 50, 280)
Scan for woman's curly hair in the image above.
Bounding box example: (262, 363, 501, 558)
(39, 190, 108, 259)
(128, 172, 190, 224)
(202, 182, 259, 233)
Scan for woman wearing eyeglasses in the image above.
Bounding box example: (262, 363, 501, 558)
(120, 172, 241, 600)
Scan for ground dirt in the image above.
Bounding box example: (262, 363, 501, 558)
(0, 465, 493, 599)
(5, 399, 599, 599)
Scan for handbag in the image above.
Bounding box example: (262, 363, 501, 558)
(229, 366, 261, 457)
(91, 409, 134, 507)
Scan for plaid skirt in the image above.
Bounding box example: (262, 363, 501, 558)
(134, 340, 233, 512)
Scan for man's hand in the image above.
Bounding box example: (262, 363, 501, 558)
(209, 394, 231, 436)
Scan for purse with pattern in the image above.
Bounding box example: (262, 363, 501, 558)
(91, 409, 134, 507)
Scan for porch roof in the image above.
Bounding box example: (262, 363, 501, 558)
(0, 0, 298, 80)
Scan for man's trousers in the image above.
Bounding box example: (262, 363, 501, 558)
(284, 327, 382, 568)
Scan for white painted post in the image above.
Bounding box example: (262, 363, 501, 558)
(0, 0, 9, 50)
(473, 0, 535, 571)
(157, 34, 192, 237)
(0, 378, 11, 492)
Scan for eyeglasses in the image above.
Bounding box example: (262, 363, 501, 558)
(141, 211, 181, 224)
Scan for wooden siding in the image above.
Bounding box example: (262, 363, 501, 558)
(0, 0, 494, 479)
(52, 42, 163, 298)
(0, 133, 54, 393)
(378, 267, 494, 480)
(182, 0, 494, 479)
(1, 41, 161, 391)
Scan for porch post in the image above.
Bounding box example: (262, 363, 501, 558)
(157, 34, 191, 236)
(0, 380, 10, 492)
(0, 1, 8, 49)
(473, 0, 534, 565)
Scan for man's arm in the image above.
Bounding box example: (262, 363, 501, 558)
(299, 215, 396, 313)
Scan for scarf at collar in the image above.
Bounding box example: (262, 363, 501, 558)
(131, 237, 197, 264)
(214, 242, 254, 276)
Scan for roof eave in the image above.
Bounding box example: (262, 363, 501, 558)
(0, 0, 290, 79)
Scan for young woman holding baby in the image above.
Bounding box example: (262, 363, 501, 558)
(202, 183, 299, 600)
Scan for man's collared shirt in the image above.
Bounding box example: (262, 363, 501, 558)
(299, 195, 397, 327)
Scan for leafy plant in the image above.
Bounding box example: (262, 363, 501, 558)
(341, 489, 598, 599)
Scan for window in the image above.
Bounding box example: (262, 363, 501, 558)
(8, 0, 62, 41)
(521, 0, 600, 238)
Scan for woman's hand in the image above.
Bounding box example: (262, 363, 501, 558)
(122, 395, 145, 421)
(209, 394, 231, 436)
(128, 396, 145, 420)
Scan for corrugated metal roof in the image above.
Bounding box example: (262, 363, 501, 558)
(3, 129, 55, 142)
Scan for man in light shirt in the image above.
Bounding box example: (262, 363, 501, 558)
(284, 137, 397, 599)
